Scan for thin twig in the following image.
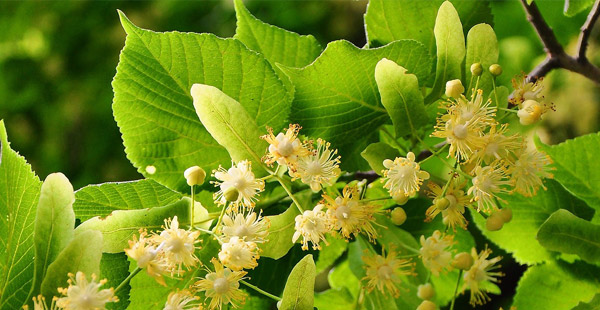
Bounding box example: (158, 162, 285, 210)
(577, 0, 600, 60)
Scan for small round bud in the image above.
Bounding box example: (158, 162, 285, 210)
(223, 187, 239, 202)
(453, 252, 474, 270)
(434, 197, 450, 211)
(489, 64, 503, 76)
(391, 207, 407, 226)
(416, 300, 437, 310)
(392, 192, 410, 205)
(518, 99, 544, 125)
(417, 283, 435, 300)
(498, 208, 513, 223)
(445, 79, 465, 98)
(184, 166, 206, 186)
(470, 63, 483, 76)
(486, 212, 504, 231)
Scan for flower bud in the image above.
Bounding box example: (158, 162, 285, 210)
(184, 166, 206, 186)
(470, 63, 483, 76)
(392, 192, 410, 205)
(453, 252, 474, 270)
(434, 197, 450, 211)
(417, 283, 435, 300)
(518, 99, 544, 125)
(489, 64, 503, 76)
(486, 212, 504, 231)
(498, 207, 513, 223)
(445, 79, 465, 98)
(223, 187, 239, 202)
(391, 207, 407, 226)
(416, 300, 437, 310)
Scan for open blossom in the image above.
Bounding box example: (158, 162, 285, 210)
(362, 247, 415, 298)
(382, 152, 430, 196)
(56, 272, 118, 310)
(448, 90, 496, 127)
(468, 164, 511, 213)
(261, 124, 310, 169)
(292, 204, 331, 250)
(213, 160, 264, 209)
(510, 147, 554, 196)
(517, 99, 552, 125)
(425, 180, 471, 230)
(469, 124, 521, 166)
(153, 216, 202, 275)
(125, 229, 169, 286)
(218, 237, 260, 271)
(221, 212, 269, 243)
(419, 231, 455, 276)
(194, 259, 246, 310)
(164, 290, 202, 310)
(462, 248, 503, 306)
(292, 138, 341, 191)
(323, 186, 378, 241)
(510, 73, 544, 105)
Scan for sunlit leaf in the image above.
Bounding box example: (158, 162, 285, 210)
(280, 254, 316, 310)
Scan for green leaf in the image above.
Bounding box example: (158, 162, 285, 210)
(260, 204, 301, 259)
(73, 179, 182, 221)
(0, 120, 42, 310)
(40, 230, 103, 301)
(328, 260, 360, 298)
(280, 254, 316, 310)
(233, 0, 322, 93)
(374, 58, 428, 137)
(31, 173, 75, 299)
(565, 0, 596, 17)
(112, 12, 290, 193)
(280, 40, 432, 171)
(314, 288, 354, 310)
(100, 253, 130, 310)
(538, 209, 600, 263)
(537, 132, 600, 222)
(361, 142, 401, 175)
(315, 235, 347, 274)
(514, 261, 600, 310)
(465, 23, 498, 95)
(572, 293, 600, 310)
(426, 1, 466, 103)
(191, 84, 268, 175)
(471, 180, 594, 265)
(74, 197, 209, 253)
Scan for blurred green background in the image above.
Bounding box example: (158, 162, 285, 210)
(0, 1, 598, 309)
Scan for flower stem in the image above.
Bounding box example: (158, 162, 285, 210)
(274, 175, 304, 213)
(115, 267, 141, 294)
(213, 203, 227, 233)
(449, 270, 463, 310)
(190, 185, 195, 230)
(360, 196, 392, 203)
(240, 280, 282, 301)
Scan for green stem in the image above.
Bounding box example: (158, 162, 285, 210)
(449, 270, 463, 310)
(498, 107, 518, 113)
(274, 175, 305, 213)
(360, 196, 392, 203)
(419, 144, 449, 164)
(213, 203, 227, 232)
(491, 77, 500, 108)
(115, 267, 141, 294)
(240, 280, 282, 301)
(190, 185, 195, 230)
(380, 126, 407, 154)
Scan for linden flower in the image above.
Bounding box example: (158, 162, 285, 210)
(510, 73, 544, 105)
(362, 247, 415, 298)
(432, 114, 486, 161)
(462, 248, 503, 306)
(218, 237, 260, 271)
(24, 296, 59, 310)
(55, 272, 118, 310)
(221, 212, 269, 243)
(261, 124, 310, 169)
(194, 259, 247, 310)
(382, 152, 430, 196)
(323, 186, 378, 241)
(448, 90, 496, 127)
(292, 204, 331, 250)
(125, 229, 169, 286)
(154, 216, 202, 275)
(213, 160, 265, 209)
(419, 231, 455, 276)
(469, 124, 521, 166)
(467, 164, 511, 213)
(164, 290, 202, 310)
(425, 180, 471, 230)
(510, 147, 554, 197)
(292, 138, 341, 191)
(517, 99, 552, 126)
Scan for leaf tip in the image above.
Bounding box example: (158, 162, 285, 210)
(117, 10, 138, 34)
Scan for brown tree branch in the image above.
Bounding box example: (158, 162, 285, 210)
(520, 0, 600, 84)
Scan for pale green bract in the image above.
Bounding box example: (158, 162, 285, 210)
(279, 254, 316, 310)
